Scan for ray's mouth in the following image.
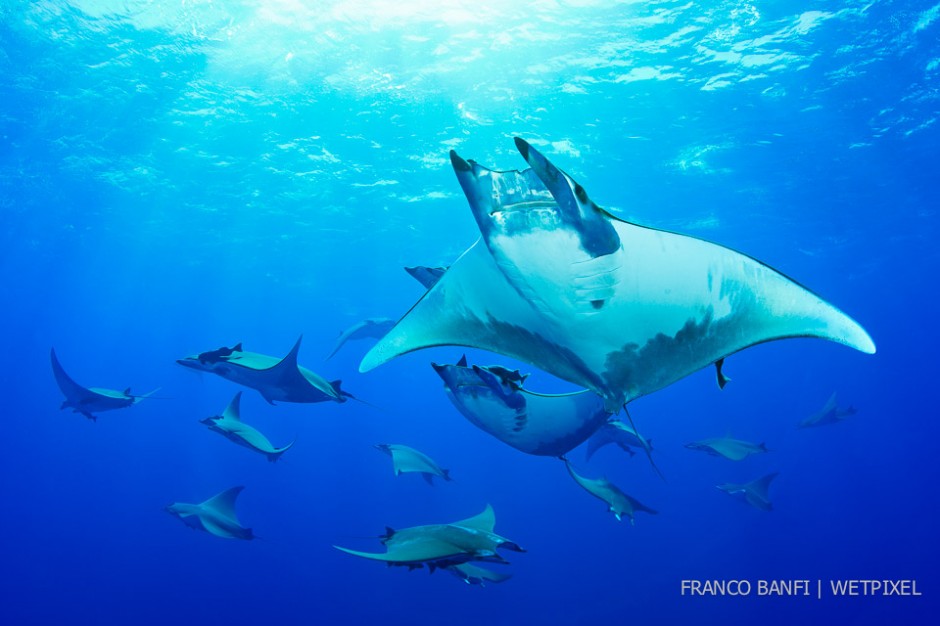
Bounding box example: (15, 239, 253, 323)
(489, 199, 557, 216)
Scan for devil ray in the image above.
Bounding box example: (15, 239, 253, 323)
(361, 139, 875, 413)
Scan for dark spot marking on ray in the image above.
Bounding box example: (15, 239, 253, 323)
(483, 314, 607, 393)
(603, 308, 719, 404)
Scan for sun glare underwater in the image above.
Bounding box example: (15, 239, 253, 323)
(1, 1, 938, 625)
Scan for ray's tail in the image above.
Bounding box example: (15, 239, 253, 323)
(623, 406, 666, 482)
(132, 388, 173, 401)
(341, 390, 386, 413)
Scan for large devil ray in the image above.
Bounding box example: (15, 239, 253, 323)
(432, 356, 610, 456)
(374, 443, 453, 485)
(165, 485, 255, 540)
(361, 138, 875, 411)
(334, 504, 523, 570)
(685, 436, 769, 461)
(325, 318, 395, 360)
(798, 392, 856, 428)
(201, 392, 294, 462)
(178, 336, 349, 405)
(446, 562, 512, 586)
(585, 418, 654, 461)
(717, 472, 778, 512)
(563, 457, 657, 525)
(51, 348, 157, 421)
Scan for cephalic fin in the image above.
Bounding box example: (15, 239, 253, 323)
(715, 358, 731, 389)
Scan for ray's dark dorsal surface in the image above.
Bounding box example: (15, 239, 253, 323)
(404, 265, 449, 290)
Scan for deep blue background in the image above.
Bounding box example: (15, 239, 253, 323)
(1, 1, 937, 624)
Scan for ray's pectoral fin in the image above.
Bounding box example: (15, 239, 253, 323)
(452, 504, 496, 533)
(50, 348, 87, 400)
(267, 335, 304, 382)
(362, 139, 876, 411)
(202, 486, 245, 523)
(751, 472, 778, 500)
(223, 392, 243, 420)
(360, 241, 546, 373)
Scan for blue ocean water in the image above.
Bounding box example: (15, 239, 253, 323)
(1, 1, 937, 624)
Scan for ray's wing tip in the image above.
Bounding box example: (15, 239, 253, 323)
(359, 336, 407, 372)
(359, 351, 390, 374)
(358, 340, 383, 372)
(817, 311, 876, 355)
(358, 354, 378, 374)
(829, 308, 877, 355)
(845, 326, 876, 355)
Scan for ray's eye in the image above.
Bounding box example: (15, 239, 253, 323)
(575, 184, 588, 203)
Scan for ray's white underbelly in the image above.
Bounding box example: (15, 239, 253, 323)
(487, 226, 743, 366)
